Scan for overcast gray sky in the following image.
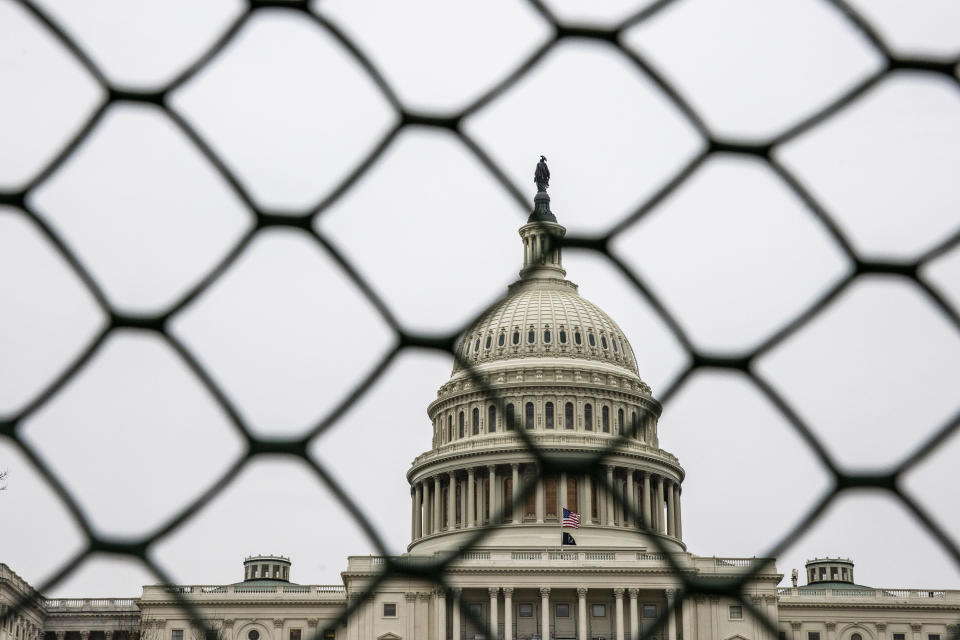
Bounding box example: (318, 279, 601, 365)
(1, 0, 960, 597)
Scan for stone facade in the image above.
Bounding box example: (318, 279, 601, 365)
(2, 192, 958, 640)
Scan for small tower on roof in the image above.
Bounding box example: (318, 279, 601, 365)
(519, 155, 566, 280)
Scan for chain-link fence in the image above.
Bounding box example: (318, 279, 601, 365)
(1, 1, 959, 639)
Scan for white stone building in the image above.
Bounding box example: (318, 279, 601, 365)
(2, 186, 958, 640)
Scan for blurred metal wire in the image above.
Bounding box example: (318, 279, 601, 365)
(1, 1, 959, 639)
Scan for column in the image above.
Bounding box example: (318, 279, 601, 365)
(415, 483, 423, 538)
(503, 588, 514, 640)
(614, 588, 625, 640)
(626, 471, 635, 528)
(629, 588, 640, 640)
(681, 596, 693, 640)
(536, 474, 544, 523)
(642, 473, 652, 529)
(437, 590, 447, 640)
(433, 476, 442, 534)
(511, 464, 520, 524)
(606, 466, 615, 525)
(467, 468, 476, 528)
(273, 618, 283, 640)
(405, 593, 417, 640)
(489, 588, 499, 639)
(418, 592, 431, 639)
(582, 474, 592, 523)
(876, 623, 887, 640)
(411, 486, 418, 540)
(451, 588, 461, 640)
(657, 476, 666, 534)
(560, 471, 568, 511)
(577, 587, 588, 640)
(667, 480, 676, 537)
(540, 588, 551, 640)
(666, 589, 677, 640)
(675, 485, 683, 540)
(447, 472, 456, 530)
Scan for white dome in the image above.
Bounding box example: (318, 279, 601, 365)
(453, 277, 640, 376)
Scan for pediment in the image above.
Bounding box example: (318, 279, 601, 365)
(377, 634, 401, 640)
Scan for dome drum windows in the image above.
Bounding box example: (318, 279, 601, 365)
(559, 327, 567, 344)
(543, 328, 551, 344)
(485, 335, 492, 349)
(488, 404, 496, 432)
(584, 403, 593, 431)
(525, 402, 535, 429)
(545, 402, 554, 429)
(472, 407, 480, 435)
(505, 403, 515, 430)
(588, 332, 596, 347)
(574, 329, 582, 345)
(458, 411, 465, 438)
(512, 329, 520, 345)
(602, 406, 610, 432)
(527, 327, 536, 344)
(498, 331, 505, 347)
(564, 402, 574, 430)
(617, 408, 624, 435)
(601, 335, 608, 350)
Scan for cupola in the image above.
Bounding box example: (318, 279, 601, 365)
(805, 557, 854, 584)
(242, 554, 291, 582)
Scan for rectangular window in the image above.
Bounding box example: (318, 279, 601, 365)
(545, 476, 558, 518)
(289, 630, 301, 640)
(779, 633, 787, 640)
(556, 604, 570, 618)
(642, 604, 657, 618)
(383, 603, 397, 617)
(729, 606, 743, 619)
(518, 603, 533, 618)
(809, 633, 821, 640)
(592, 604, 606, 617)
(172, 631, 183, 640)
(566, 476, 578, 513)
(928, 635, 940, 640)
(893, 635, 906, 640)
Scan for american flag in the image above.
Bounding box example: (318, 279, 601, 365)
(562, 508, 581, 529)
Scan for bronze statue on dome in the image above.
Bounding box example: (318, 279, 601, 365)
(534, 155, 550, 192)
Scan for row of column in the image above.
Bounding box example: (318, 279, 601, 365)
(411, 464, 682, 540)
(435, 587, 686, 640)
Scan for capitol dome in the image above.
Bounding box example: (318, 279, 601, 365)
(407, 178, 683, 554)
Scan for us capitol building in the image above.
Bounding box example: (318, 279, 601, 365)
(2, 166, 958, 640)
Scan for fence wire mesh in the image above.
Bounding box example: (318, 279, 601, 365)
(1, 1, 959, 639)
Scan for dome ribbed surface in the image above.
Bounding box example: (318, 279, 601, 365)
(454, 278, 639, 375)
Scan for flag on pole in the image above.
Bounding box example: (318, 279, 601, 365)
(562, 508, 581, 529)
(561, 531, 577, 546)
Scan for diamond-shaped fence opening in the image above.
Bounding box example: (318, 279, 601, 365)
(2, 2, 960, 640)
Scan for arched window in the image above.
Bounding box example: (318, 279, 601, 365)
(565, 402, 574, 430)
(458, 411, 465, 438)
(447, 423, 452, 441)
(545, 476, 558, 518)
(472, 407, 480, 435)
(559, 329, 567, 344)
(525, 402, 535, 429)
(545, 402, 554, 429)
(498, 332, 505, 347)
(528, 329, 535, 344)
(485, 335, 492, 349)
(584, 403, 593, 431)
(631, 411, 638, 438)
(544, 329, 551, 343)
(601, 335, 608, 349)
(488, 404, 496, 432)
(512, 330, 520, 345)
(588, 332, 596, 346)
(575, 330, 582, 345)
(506, 404, 515, 431)
(602, 406, 610, 432)
(474, 338, 481, 352)
(618, 408, 624, 434)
